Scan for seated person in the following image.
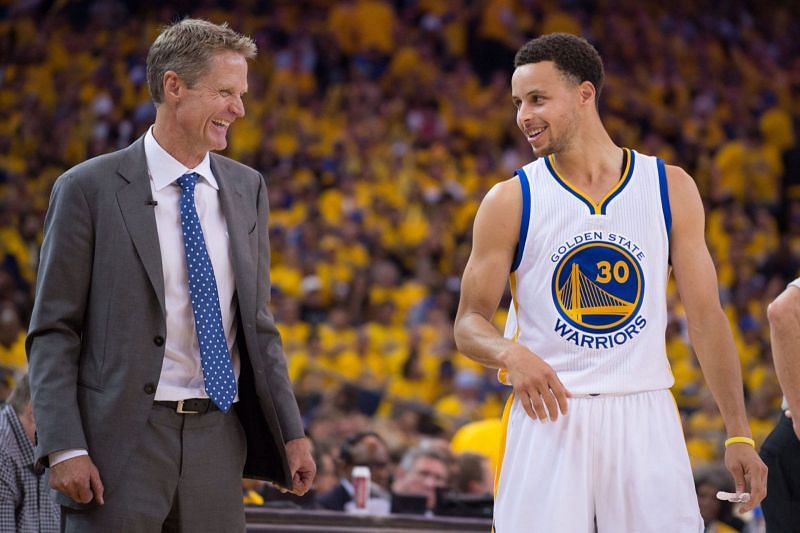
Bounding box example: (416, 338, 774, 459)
(452, 452, 493, 496)
(391, 446, 449, 512)
(316, 431, 392, 511)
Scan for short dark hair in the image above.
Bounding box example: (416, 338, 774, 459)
(340, 431, 388, 465)
(514, 33, 604, 104)
(453, 453, 488, 493)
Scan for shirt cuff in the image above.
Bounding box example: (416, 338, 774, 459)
(49, 449, 89, 467)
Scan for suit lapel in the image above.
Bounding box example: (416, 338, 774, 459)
(212, 156, 257, 320)
(116, 137, 166, 314)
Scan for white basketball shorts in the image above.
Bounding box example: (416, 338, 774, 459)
(494, 389, 703, 532)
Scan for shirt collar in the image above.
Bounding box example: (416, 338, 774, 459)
(144, 127, 217, 191)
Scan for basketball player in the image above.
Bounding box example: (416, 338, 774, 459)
(453, 33, 767, 532)
(761, 279, 800, 530)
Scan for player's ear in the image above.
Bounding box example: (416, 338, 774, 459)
(578, 81, 596, 107)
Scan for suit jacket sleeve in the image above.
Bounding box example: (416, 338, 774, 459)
(254, 173, 304, 441)
(25, 173, 93, 463)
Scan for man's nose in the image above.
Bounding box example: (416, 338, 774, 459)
(231, 95, 245, 118)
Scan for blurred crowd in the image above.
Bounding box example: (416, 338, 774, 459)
(2, 0, 799, 521)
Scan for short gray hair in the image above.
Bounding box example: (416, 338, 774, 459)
(146, 18, 256, 104)
(8, 373, 31, 415)
(399, 446, 449, 472)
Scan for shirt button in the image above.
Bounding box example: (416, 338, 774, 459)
(143, 383, 156, 395)
(153, 335, 165, 346)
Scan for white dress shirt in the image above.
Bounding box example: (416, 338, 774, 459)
(144, 127, 240, 401)
(50, 128, 240, 466)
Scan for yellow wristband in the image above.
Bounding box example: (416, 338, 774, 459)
(724, 436, 755, 448)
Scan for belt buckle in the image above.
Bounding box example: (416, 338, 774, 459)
(176, 400, 200, 414)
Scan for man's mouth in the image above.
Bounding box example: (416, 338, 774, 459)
(526, 126, 546, 141)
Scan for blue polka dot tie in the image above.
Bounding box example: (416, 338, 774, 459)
(177, 172, 236, 413)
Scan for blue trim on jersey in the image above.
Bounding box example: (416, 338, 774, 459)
(511, 169, 531, 272)
(657, 158, 672, 235)
(544, 156, 596, 213)
(600, 149, 635, 214)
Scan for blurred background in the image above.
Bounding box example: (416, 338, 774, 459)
(1, 0, 799, 526)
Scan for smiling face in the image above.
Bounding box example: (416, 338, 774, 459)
(163, 50, 248, 165)
(511, 61, 585, 158)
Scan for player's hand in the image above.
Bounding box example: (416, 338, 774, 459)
(49, 455, 104, 505)
(285, 437, 316, 496)
(723, 443, 767, 513)
(499, 344, 571, 422)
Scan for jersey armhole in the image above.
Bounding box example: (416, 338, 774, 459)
(511, 169, 532, 272)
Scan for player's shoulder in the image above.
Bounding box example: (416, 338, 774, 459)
(662, 163, 700, 201)
(482, 174, 523, 213)
(471, 174, 526, 243)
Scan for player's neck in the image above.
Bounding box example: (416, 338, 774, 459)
(551, 125, 622, 187)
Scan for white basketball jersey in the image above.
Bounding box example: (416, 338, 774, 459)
(506, 148, 674, 394)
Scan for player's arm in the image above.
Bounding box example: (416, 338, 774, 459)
(454, 179, 569, 421)
(767, 284, 800, 439)
(667, 164, 767, 510)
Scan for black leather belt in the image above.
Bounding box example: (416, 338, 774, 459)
(154, 398, 219, 414)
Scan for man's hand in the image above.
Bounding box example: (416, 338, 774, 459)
(500, 344, 570, 422)
(723, 443, 767, 513)
(285, 437, 316, 496)
(49, 455, 104, 505)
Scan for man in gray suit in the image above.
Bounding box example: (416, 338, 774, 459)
(26, 18, 315, 531)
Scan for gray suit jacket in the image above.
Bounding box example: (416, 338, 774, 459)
(26, 136, 304, 508)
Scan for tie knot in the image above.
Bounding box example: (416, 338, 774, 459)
(177, 172, 200, 192)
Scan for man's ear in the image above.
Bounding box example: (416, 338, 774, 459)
(578, 81, 596, 107)
(162, 71, 183, 102)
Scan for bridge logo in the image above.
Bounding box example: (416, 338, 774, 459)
(551, 241, 644, 333)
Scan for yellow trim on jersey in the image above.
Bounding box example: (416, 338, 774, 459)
(494, 392, 515, 496)
(497, 273, 521, 385)
(547, 147, 632, 214)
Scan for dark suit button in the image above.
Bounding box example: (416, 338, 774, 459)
(144, 383, 156, 394)
(153, 335, 164, 346)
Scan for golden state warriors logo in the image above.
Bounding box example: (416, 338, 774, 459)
(551, 241, 644, 334)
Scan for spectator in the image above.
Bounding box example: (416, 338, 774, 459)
(694, 467, 745, 532)
(316, 431, 392, 512)
(0, 374, 60, 532)
(0, 367, 13, 405)
(0, 303, 26, 373)
(452, 452, 493, 496)
(312, 447, 339, 495)
(391, 446, 449, 511)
